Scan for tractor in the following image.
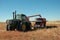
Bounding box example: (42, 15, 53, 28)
(6, 11, 31, 31)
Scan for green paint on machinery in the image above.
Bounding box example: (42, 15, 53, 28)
(6, 11, 31, 32)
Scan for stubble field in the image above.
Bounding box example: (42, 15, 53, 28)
(0, 21, 60, 40)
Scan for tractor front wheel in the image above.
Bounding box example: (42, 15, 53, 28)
(6, 25, 15, 31)
(6, 25, 11, 31)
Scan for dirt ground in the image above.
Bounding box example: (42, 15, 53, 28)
(0, 21, 60, 40)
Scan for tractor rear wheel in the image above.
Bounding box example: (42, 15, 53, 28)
(26, 23, 31, 30)
(22, 24, 26, 32)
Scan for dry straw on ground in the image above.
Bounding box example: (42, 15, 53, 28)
(0, 21, 60, 40)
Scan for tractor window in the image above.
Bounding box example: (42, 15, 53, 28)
(16, 14, 27, 21)
(22, 16, 26, 20)
(16, 15, 21, 20)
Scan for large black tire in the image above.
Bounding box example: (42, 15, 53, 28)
(21, 22, 31, 32)
(26, 22, 31, 31)
(6, 25, 15, 31)
(16, 24, 22, 31)
(6, 25, 10, 31)
(21, 23, 27, 32)
(16, 22, 31, 32)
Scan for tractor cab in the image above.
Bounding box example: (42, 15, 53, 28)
(16, 14, 29, 22)
(16, 14, 26, 21)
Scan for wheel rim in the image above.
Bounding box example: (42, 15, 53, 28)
(22, 24, 26, 31)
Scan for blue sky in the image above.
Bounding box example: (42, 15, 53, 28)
(0, 0, 60, 22)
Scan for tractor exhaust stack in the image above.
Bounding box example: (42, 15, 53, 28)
(13, 11, 16, 19)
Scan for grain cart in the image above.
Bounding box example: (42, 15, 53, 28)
(28, 14, 46, 29)
(6, 11, 31, 31)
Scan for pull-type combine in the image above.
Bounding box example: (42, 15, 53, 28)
(28, 14, 46, 29)
(6, 11, 46, 31)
